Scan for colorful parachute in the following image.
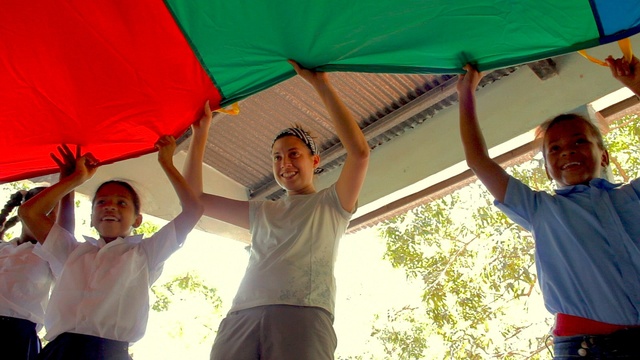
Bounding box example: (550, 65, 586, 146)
(2, 1, 640, 182)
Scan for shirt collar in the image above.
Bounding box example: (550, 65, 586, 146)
(82, 233, 144, 248)
(10, 238, 37, 248)
(555, 177, 620, 195)
(10, 238, 27, 247)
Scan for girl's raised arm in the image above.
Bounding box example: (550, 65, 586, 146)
(457, 64, 509, 203)
(183, 103, 250, 230)
(51, 144, 80, 233)
(606, 55, 640, 97)
(156, 135, 204, 244)
(19, 153, 99, 243)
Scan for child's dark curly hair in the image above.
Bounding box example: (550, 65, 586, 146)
(0, 187, 47, 239)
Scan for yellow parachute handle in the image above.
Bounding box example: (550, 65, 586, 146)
(214, 102, 240, 115)
(578, 38, 633, 66)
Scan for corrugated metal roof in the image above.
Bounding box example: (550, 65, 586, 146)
(201, 67, 519, 201)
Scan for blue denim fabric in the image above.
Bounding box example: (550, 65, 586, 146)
(553, 329, 640, 359)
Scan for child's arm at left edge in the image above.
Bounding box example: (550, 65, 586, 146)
(289, 60, 370, 213)
(156, 135, 204, 244)
(19, 153, 99, 244)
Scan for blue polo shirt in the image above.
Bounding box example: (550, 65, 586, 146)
(495, 176, 640, 325)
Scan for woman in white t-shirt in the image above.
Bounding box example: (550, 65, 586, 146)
(184, 60, 370, 360)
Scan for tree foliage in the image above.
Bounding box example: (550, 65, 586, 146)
(132, 220, 224, 318)
(373, 113, 640, 359)
(605, 113, 640, 181)
(123, 205, 225, 357)
(151, 272, 223, 313)
(133, 221, 160, 237)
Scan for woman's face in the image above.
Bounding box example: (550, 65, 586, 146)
(271, 136, 319, 195)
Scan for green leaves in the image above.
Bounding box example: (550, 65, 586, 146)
(151, 272, 222, 313)
(375, 160, 552, 358)
(133, 221, 160, 236)
(607, 114, 640, 182)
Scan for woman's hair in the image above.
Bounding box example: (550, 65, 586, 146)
(0, 186, 46, 239)
(92, 180, 141, 215)
(535, 113, 606, 156)
(272, 123, 318, 155)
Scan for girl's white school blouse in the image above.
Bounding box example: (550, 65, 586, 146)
(34, 222, 182, 343)
(0, 239, 54, 330)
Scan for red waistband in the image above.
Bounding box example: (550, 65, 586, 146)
(554, 313, 640, 336)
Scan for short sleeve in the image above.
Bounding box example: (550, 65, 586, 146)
(140, 221, 181, 284)
(493, 176, 539, 231)
(326, 183, 353, 220)
(249, 200, 262, 235)
(32, 223, 79, 278)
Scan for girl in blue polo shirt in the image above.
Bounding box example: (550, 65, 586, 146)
(458, 53, 640, 359)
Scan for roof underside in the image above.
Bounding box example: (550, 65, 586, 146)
(205, 67, 517, 201)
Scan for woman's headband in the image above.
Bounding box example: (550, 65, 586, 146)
(272, 127, 323, 174)
(272, 127, 318, 155)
